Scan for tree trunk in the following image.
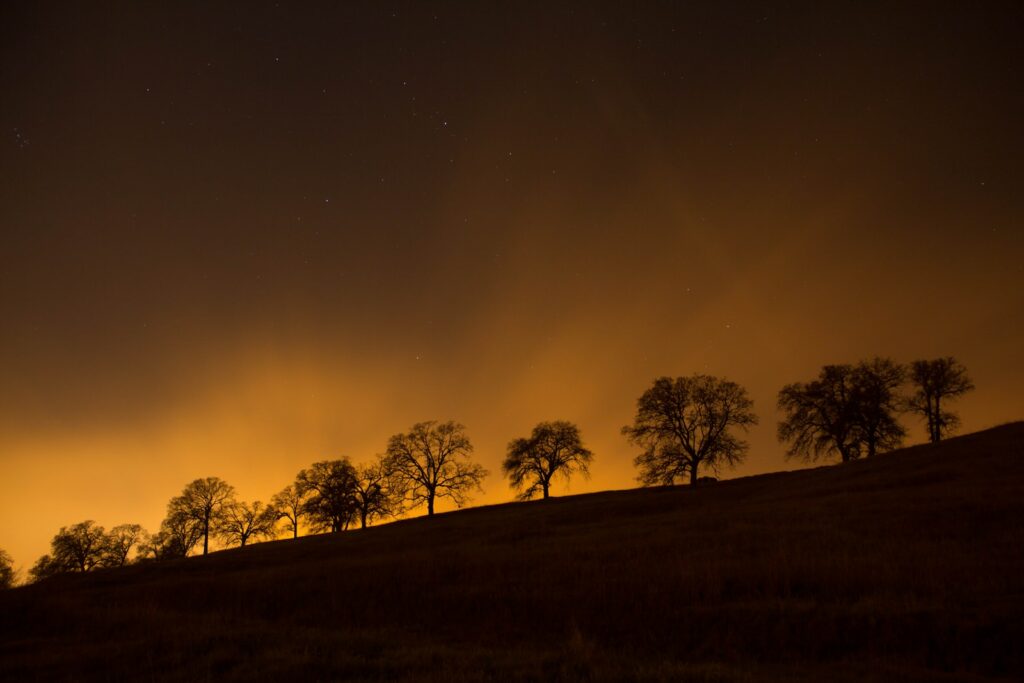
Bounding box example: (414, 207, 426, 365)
(542, 480, 549, 499)
(202, 516, 210, 555)
(689, 463, 698, 486)
(427, 494, 435, 516)
(360, 510, 368, 529)
(293, 523, 298, 539)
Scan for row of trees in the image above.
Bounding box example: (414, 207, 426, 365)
(27, 522, 147, 582)
(619, 357, 973, 487)
(4, 357, 972, 585)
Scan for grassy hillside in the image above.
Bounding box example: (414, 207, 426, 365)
(2, 424, 1023, 682)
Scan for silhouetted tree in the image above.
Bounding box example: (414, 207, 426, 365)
(779, 358, 907, 462)
(166, 477, 236, 555)
(296, 459, 360, 532)
(384, 421, 488, 516)
(28, 555, 62, 583)
(51, 520, 107, 572)
(778, 364, 863, 462)
(0, 548, 15, 588)
(623, 375, 757, 486)
(908, 357, 974, 442)
(352, 457, 397, 528)
(143, 508, 204, 559)
(503, 421, 593, 500)
(216, 501, 277, 547)
(100, 524, 148, 567)
(851, 357, 906, 458)
(270, 484, 307, 539)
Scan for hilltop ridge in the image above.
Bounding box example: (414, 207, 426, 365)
(2, 423, 1023, 682)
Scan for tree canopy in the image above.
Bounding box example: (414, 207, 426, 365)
(908, 357, 974, 442)
(384, 421, 488, 515)
(778, 358, 906, 462)
(623, 375, 757, 486)
(503, 421, 593, 500)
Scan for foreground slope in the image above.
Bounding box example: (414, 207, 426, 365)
(2, 424, 1023, 682)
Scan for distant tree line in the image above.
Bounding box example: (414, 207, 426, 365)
(2, 357, 972, 587)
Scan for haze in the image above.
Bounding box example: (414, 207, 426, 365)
(2, 3, 1022, 569)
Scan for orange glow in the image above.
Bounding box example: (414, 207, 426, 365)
(1, 3, 1022, 573)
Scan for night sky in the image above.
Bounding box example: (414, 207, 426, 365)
(2, 2, 1022, 568)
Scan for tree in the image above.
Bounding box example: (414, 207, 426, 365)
(142, 508, 203, 560)
(101, 524, 148, 567)
(0, 548, 15, 589)
(384, 421, 488, 516)
(623, 375, 757, 486)
(52, 520, 107, 572)
(908, 357, 974, 442)
(851, 357, 906, 458)
(779, 358, 906, 463)
(216, 501, 277, 547)
(778, 364, 863, 463)
(270, 484, 307, 539)
(296, 459, 360, 533)
(166, 477, 236, 555)
(503, 421, 593, 500)
(28, 555, 63, 583)
(352, 457, 397, 529)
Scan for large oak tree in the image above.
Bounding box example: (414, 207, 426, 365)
(384, 421, 488, 516)
(623, 375, 757, 486)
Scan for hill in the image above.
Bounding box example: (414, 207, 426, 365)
(2, 424, 1023, 682)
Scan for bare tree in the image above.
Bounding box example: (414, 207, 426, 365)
(0, 548, 15, 588)
(503, 421, 593, 500)
(352, 457, 397, 528)
(270, 484, 307, 539)
(216, 501, 277, 547)
(778, 364, 863, 463)
(296, 460, 360, 532)
(908, 357, 974, 442)
(52, 521, 108, 572)
(384, 421, 488, 516)
(101, 524, 149, 567)
(779, 358, 907, 462)
(167, 477, 236, 555)
(852, 357, 906, 458)
(143, 508, 204, 560)
(623, 375, 757, 486)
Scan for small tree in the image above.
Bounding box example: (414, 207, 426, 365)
(503, 421, 593, 500)
(0, 548, 15, 588)
(270, 484, 307, 539)
(167, 477, 236, 555)
(384, 421, 488, 516)
(142, 509, 203, 560)
(623, 375, 757, 486)
(101, 524, 148, 567)
(217, 501, 277, 547)
(908, 357, 974, 442)
(296, 460, 360, 533)
(28, 555, 63, 583)
(851, 357, 906, 458)
(352, 457, 397, 529)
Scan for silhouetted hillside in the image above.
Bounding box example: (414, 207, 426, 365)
(2, 424, 1023, 682)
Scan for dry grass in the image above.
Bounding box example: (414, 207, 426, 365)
(2, 423, 1023, 681)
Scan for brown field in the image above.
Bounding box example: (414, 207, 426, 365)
(2, 423, 1023, 682)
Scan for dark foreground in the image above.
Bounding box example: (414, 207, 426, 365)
(2, 424, 1023, 682)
